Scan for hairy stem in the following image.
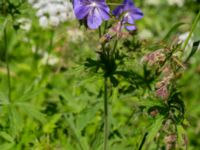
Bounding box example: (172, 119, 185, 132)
(4, 28, 11, 102)
(104, 76, 108, 150)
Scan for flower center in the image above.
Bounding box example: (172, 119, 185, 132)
(124, 12, 129, 17)
(90, 2, 97, 7)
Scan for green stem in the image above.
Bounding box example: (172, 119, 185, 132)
(4, 27, 11, 102)
(107, 3, 122, 6)
(103, 21, 108, 34)
(99, 26, 102, 38)
(46, 29, 54, 65)
(112, 39, 118, 55)
(104, 76, 108, 150)
(182, 10, 200, 51)
(138, 132, 148, 150)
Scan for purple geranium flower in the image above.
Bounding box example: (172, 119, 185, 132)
(112, 0, 143, 31)
(73, 0, 110, 29)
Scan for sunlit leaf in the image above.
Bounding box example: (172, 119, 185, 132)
(0, 132, 14, 143)
(15, 102, 46, 124)
(43, 113, 62, 133)
(163, 22, 185, 40)
(146, 116, 164, 144)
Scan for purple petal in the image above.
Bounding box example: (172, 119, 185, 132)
(99, 3, 110, 12)
(112, 0, 135, 16)
(112, 6, 124, 16)
(73, 0, 81, 9)
(98, 8, 110, 20)
(123, 14, 135, 24)
(126, 25, 136, 31)
(130, 8, 143, 20)
(74, 5, 90, 19)
(87, 8, 103, 29)
(123, 0, 135, 6)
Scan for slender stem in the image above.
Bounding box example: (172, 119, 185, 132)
(138, 132, 148, 150)
(107, 3, 122, 6)
(104, 76, 108, 150)
(99, 26, 102, 38)
(182, 10, 200, 51)
(4, 28, 11, 102)
(103, 21, 108, 34)
(46, 29, 54, 65)
(46, 133, 50, 148)
(112, 39, 118, 54)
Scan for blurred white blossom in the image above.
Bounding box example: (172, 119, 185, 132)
(39, 16, 48, 28)
(28, 0, 75, 28)
(167, 0, 185, 7)
(145, 0, 161, 6)
(17, 18, 32, 31)
(178, 32, 193, 50)
(41, 52, 59, 66)
(139, 29, 153, 40)
(67, 28, 84, 42)
(177, 32, 198, 60)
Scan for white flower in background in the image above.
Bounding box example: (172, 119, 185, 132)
(177, 32, 200, 60)
(178, 32, 193, 50)
(39, 16, 48, 28)
(28, 0, 75, 28)
(67, 28, 84, 42)
(139, 29, 153, 40)
(17, 18, 32, 31)
(178, 32, 200, 52)
(145, 0, 161, 6)
(167, 0, 185, 7)
(49, 16, 60, 27)
(41, 52, 59, 66)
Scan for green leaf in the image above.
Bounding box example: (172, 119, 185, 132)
(129, 97, 164, 108)
(177, 125, 186, 148)
(163, 22, 185, 40)
(0, 132, 14, 143)
(43, 113, 62, 133)
(17, 88, 45, 102)
(183, 11, 200, 51)
(184, 40, 200, 63)
(15, 102, 46, 124)
(64, 114, 89, 150)
(0, 143, 14, 150)
(0, 91, 9, 105)
(146, 116, 164, 144)
(76, 105, 99, 132)
(9, 105, 24, 136)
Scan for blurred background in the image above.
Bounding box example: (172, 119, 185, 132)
(0, 0, 200, 149)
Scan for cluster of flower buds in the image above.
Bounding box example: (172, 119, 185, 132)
(164, 134, 177, 150)
(142, 49, 166, 66)
(28, 0, 75, 28)
(143, 48, 175, 100)
(155, 66, 174, 100)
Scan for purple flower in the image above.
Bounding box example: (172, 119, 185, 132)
(73, 0, 110, 29)
(112, 0, 143, 31)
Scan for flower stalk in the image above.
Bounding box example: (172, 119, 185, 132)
(46, 29, 54, 66)
(104, 76, 108, 150)
(182, 10, 200, 51)
(4, 27, 11, 102)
